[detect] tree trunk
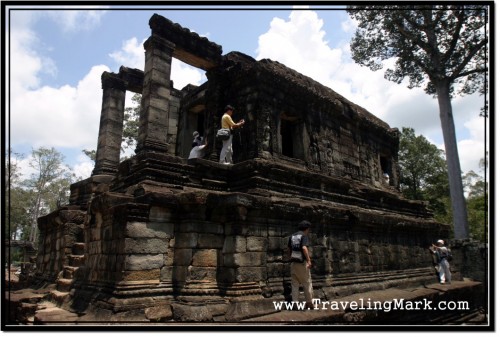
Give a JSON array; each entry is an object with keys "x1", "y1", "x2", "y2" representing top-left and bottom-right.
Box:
[
  {"x1": 29, "y1": 195, "x2": 42, "y2": 243},
  {"x1": 435, "y1": 81, "x2": 469, "y2": 239}
]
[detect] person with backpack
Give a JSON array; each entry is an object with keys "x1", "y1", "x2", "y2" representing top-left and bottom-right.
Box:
[
  {"x1": 429, "y1": 239, "x2": 452, "y2": 284},
  {"x1": 288, "y1": 220, "x2": 314, "y2": 309}
]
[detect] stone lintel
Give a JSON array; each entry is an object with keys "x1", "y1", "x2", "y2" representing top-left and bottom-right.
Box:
[
  {"x1": 119, "y1": 66, "x2": 144, "y2": 94},
  {"x1": 143, "y1": 34, "x2": 175, "y2": 54},
  {"x1": 149, "y1": 13, "x2": 222, "y2": 70},
  {"x1": 101, "y1": 71, "x2": 126, "y2": 91}
]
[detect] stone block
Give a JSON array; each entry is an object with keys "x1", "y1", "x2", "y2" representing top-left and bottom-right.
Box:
[
  {"x1": 156, "y1": 86, "x2": 170, "y2": 99},
  {"x1": 224, "y1": 252, "x2": 266, "y2": 267},
  {"x1": 188, "y1": 266, "x2": 217, "y2": 281},
  {"x1": 268, "y1": 225, "x2": 286, "y2": 237},
  {"x1": 267, "y1": 236, "x2": 285, "y2": 251},
  {"x1": 125, "y1": 220, "x2": 174, "y2": 239},
  {"x1": 122, "y1": 269, "x2": 160, "y2": 281},
  {"x1": 160, "y1": 266, "x2": 173, "y2": 281},
  {"x1": 172, "y1": 266, "x2": 187, "y2": 283},
  {"x1": 168, "y1": 125, "x2": 177, "y2": 135},
  {"x1": 164, "y1": 247, "x2": 174, "y2": 266},
  {"x1": 182, "y1": 222, "x2": 224, "y2": 235},
  {"x1": 246, "y1": 236, "x2": 267, "y2": 252},
  {"x1": 222, "y1": 236, "x2": 246, "y2": 253},
  {"x1": 266, "y1": 262, "x2": 284, "y2": 278},
  {"x1": 124, "y1": 254, "x2": 164, "y2": 271},
  {"x1": 224, "y1": 223, "x2": 248, "y2": 236},
  {"x1": 175, "y1": 232, "x2": 198, "y2": 248},
  {"x1": 145, "y1": 305, "x2": 173, "y2": 322},
  {"x1": 173, "y1": 248, "x2": 192, "y2": 266},
  {"x1": 216, "y1": 267, "x2": 235, "y2": 283},
  {"x1": 192, "y1": 249, "x2": 218, "y2": 267},
  {"x1": 225, "y1": 298, "x2": 277, "y2": 322},
  {"x1": 244, "y1": 225, "x2": 268, "y2": 237},
  {"x1": 235, "y1": 267, "x2": 266, "y2": 283},
  {"x1": 197, "y1": 234, "x2": 224, "y2": 249},
  {"x1": 171, "y1": 303, "x2": 212, "y2": 322},
  {"x1": 90, "y1": 228, "x2": 100, "y2": 241},
  {"x1": 124, "y1": 238, "x2": 169, "y2": 254},
  {"x1": 150, "y1": 69, "x2": 171, "y2": 87}
]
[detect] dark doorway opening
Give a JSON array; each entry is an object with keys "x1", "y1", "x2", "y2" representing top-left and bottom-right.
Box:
[{"x1": 281, "y1": 120, "x2": 294, "y2": 158}]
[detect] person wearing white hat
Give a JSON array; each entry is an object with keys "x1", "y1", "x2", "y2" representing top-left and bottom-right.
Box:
[
  {"x1": 192, "y1": 131, "x2": 202, "y2": 147},
  {"x1": 189, "y1": 131, "x2": 207, "y2": 160},
  {"x1": 429, "y1": 239, "x2": 452, "y2": 284}
]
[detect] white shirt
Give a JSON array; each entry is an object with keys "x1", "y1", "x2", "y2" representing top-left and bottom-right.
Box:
[{"x1": 188, "y1": 144, "x2": 207, "y2": 159}]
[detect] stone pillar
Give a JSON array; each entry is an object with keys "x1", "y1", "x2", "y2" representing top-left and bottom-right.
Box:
[
  {"x1": 92, "y1": 72, "x2": 126, "y2": 176},
  {"x1": 136, "y1": 35, "x2": 174, "y2": 154}
]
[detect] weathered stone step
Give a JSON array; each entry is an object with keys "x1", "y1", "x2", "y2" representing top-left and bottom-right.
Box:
[
  {"x1": 62, "y1": 266, "x2": 79, "y2": 279},
  {"x1": 69, "y1": 254, "x2": 85, "y2": 267},
  {"x1": 6, "y1": 289, "x2": 49, "y2": 324},
  {"x1": 72, "y1": 242, "x2": 85, "y2": 255},
  {"x1": 56, "y1": 278, "x2": 73, "y2": 292},
  {"x1": 50, "y1": 289, "x2": 71, "y2": 307},
  {"x1": 34, "y1": 301, "x2": 80, "y2": 325}
]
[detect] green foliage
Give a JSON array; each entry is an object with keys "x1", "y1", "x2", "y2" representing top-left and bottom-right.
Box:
[
  {"x1": 398, "y1": 128, "x2": 488, "y2": 241},
  {"x1": 82, "y1": 149, "x2": 96, "y2": 162},
  {"x1": 83, "y1": 93, "x2": 141, "y2": 162},
  {"x1": 463, "y1": 156, "x2": 488, "y2": 242},
  {"x1": 6, "y1": 147, "x2": 74, "y2": 243},
  {"x1": 467, "y1": 193, "x2": 487, "y2": 242},
  {"x1": 122, "y1": 93, "x2": 141, "y2": 155},
  {"x1": 5, "y1": 150, "x2": 30, "y2": 240},
  {"x1": 7, "y1": 187, "x2": 32, "y2": 241},
  {"x1": 398, "y1": 127, "x2": 451, "y2": 222}
]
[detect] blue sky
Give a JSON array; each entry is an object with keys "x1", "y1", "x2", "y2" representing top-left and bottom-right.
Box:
[{"x1": 6, "y1": 4, "x2": 488, "y2": 182}]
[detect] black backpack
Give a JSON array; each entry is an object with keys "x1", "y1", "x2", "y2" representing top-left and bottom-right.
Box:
[{"x1": 290, "y1": 233, "x2": 304, "y2": 262}]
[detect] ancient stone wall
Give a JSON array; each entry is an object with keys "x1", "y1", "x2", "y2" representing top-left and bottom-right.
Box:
[
  {"x1": 36, "y1": 208, "x2": 86, "y2": 282},
  {"x1": 195, "y1": 52, "x2": 399, "y2": 189},
  {"x1": 450, "y1": 239, "x2": 488, "y2": 283},
  {"x1": 30, "y1": 14, "x2": 486, "y2": 322},
  {"x1": 58, "y1": 152, "x2": 451, "y2": 313}
]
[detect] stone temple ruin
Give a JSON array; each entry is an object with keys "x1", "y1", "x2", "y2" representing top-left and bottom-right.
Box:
[{"x1": 8, "y1": 14, "x2": 486, "y2": 325}]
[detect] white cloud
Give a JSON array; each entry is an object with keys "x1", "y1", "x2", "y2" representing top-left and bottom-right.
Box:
[
  {"x1": 9, "y1": 10, "x2": 109, "y2": 182},
  {"x1": 341, "y1": 16, "x2": 357, "y2": 34},
  {"x1": 45, "y1": 10, "x2": 107, "y2": 33},
  {"x1": 456, "y1": 115, "x2": 488, "y2": 174},
  {"x1": 11, "y1": 65, "x2": 107, "y2": 150},
  {"x1": 9, "y1": 25, "x2": 44, "y2": 91},
  {"x1": 257, "y1": 11, "x2": 342, "y2": 86},
  {"x1": 9, "y1": 11, "x2": 205, "y2": 176},
  {"x1": 171, "y1": 59, "x2": 205, "y2": 90},
  {"x1": 109, "y1": 37, "x2": 145, "y2": 70},
  {"x1": 72, "y1": 153, "x2": 94, "y2": 180},
  {"x1": 256, "y1": 9, "x2": 487, "y2": 174},
  {"x1": 109, "y1": 37, "x2": 205, "y2": 90}
]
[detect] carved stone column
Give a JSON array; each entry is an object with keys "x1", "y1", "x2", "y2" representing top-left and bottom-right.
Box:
[
  {"x1": 135, "y1": 35, "x2": 174, "y2": 154},
  {"x1": 92, "y1": 72, "x2": 126, "y2": 176}
]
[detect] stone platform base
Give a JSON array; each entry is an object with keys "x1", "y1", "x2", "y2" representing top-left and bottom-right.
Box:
[{"x1": 4, "y1": 279, "x2": 487, "y2": 327}]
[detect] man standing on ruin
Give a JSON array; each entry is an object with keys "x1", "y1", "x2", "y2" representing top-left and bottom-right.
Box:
[
  {"x1": 219, "y1": 105, "x2": 245, "y2": 165},
  {"x1": 429, "y1": 239, "x2": 452, "y2": 284},
  {"x1": 288, "y1": 220, "x2": 314, "y2": 309}
]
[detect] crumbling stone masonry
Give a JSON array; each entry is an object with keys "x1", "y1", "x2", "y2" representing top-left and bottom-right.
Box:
[{"x1": 31, "y1": 14, "x2": 485, "y2": 323}]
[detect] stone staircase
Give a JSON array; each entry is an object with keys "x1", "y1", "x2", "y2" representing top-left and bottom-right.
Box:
[{"x1": 56, "y1": 242, "x2": 85, "y2": 293}]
